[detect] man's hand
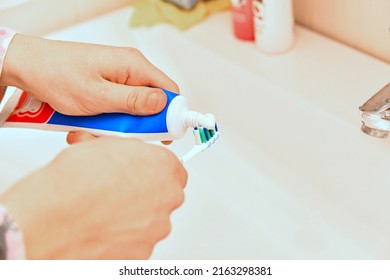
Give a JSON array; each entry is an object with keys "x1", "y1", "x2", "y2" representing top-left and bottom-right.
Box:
[
  {"x1": 0, "y1": 137, "x2": 187, "y2": 259},
  {"x1": 0, "y1": 34, "x2": 179, "y2": 116}
]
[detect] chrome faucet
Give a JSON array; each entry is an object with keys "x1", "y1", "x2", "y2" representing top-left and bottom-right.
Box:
[
  {"x1": 359, "y1": 83, "x2": 390, "y2": 138},
  {"x1": 164, "y1": 0, "x2": 200, "y2": 10}
]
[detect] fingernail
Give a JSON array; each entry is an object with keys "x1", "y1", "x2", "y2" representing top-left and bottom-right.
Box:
[{"x1": 67, "y1": 132, "x2": 75, "y2": 144}]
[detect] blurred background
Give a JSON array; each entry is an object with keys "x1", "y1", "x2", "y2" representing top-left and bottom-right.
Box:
[{"x1": 0, "y1": 0, "x2": 389, "y2": 63}]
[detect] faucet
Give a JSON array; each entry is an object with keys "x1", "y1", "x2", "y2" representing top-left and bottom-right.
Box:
[
  {"x1": 164, "y1": 0, "x2": 200, "y2": 10},
  {"x1": 359, "y1": 83, "x2": 390, "y2": 138}
]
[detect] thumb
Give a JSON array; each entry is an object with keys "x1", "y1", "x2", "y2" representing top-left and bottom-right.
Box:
[{"x1": 98, "y1": 82, "x2": 168, "y2": 116}]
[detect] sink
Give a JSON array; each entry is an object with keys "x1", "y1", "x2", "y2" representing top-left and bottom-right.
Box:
[{"x1": 1, "y1": 7, "x2": 390, "y2": 259}]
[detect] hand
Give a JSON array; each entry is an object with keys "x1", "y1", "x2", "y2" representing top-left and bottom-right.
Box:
[
  {"x1": 0, "y1": 34, "x2": 179, "y2": 116},
  {"x1": 0, "y1": 137, "x2": 187, "y2": 259}
]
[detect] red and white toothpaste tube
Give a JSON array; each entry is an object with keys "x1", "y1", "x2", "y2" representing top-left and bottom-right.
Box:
[{"x1": 0, "y1": 88, "x2": 216, "y2": 141}]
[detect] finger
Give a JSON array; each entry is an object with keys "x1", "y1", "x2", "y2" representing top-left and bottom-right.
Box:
[
  {"x1": 132, "y1": 62, "x2": 180, "y2": 94},
  {"x1": 67, "y1": 131, "x2": 97, "y2": 144},
  {"x1": 121, "y1": 49, "x2": 180, "y2": 94},
  {"x1": 124, "y1": 52, "x2": 180, "y2": 144},
  {"x1": 97, "y1": 83, "x2": 168, "y2": 115}
]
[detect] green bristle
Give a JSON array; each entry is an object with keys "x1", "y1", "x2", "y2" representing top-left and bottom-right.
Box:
[
  {"x1": 199, "y1": 129, "x2": 207, "y2": 143},
  {"x1": 209, "y1": 129, "x2": 215, "y2": 136}
]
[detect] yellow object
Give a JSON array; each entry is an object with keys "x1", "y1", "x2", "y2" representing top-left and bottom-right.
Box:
[{"x1": 130, "y1": 0, "x2": 231, "y2": 30}]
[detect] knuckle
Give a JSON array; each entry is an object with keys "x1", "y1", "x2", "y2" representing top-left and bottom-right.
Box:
[
  {"x1": 163, "y1": 188, "x2": 185, "y2": 211},
  {"x1": 159, "y1": 221, "x2": 172, "y2": 240},
  {"x1": 178, "y1": 165, "x2": 188, "y2": 187},
  {"x1": 137, "y1": 243, "x2": 154, "y2": 260},
  {"x1": 124, "y1": 47, "x2": 143, "y2": 60},
  {"x1": 173, "y1": 190, "x2": 185, "y2": 209},
  {"x1": 95, "y1": 81, "x2": 110, "y2": 99},
  {"x1": 126, "y1": 88, "x2": 141, "y2": 114},
  {"x1": 72, "y1": 81, "x2": 105, "y2": 114},
  {"x1": 146, "y1": 216, "x2": 172, "y2": 243}
]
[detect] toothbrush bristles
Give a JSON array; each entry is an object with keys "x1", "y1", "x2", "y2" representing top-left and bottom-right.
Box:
[{"x1": 180, "y1": 124, "x2": 220, "y2": 164}]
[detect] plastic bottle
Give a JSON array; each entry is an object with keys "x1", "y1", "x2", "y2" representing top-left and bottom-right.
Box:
[
  {"x1": 253, "y1": 0, "x2": 294, "y2": 53},
  {"x1": 231, "y1": 0, "x2": 254, "y2": 41}
]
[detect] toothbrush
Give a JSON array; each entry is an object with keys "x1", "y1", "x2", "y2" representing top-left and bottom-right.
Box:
[
  {"x1": 1, "y1": 87, "x2": 220, "y2": 162},
  {"x1": 180, "y1": 123, "x2": 220, "y2": 163}
]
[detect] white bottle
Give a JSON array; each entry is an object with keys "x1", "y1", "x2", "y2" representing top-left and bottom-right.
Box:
[{"x1": 253, "y1": 0, "x2": 294, "y2": 53}]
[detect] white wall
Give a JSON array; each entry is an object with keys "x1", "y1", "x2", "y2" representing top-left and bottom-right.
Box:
[
  {"x1": 0, "y1": 0, "x2": 132, "y2": 35},
  {"x1": 1, "y1": 0, "x2": 389, "y2": 63},
  {"x1": 294, "y1": 0, "x2": 390, "y2": 63}
]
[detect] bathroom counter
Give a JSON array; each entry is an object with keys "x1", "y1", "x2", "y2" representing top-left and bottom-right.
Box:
[{"x1": 1, "y1": 7, "x2": 390, "y2": 259}]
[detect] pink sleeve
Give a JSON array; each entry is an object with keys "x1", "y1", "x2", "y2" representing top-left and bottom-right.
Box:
[
  {"x1": 0, "y1": 204, "x2": 26, "y2": 260},
  {"x1": 0, "y1": 26, "x2": 17, "y2": 79}
]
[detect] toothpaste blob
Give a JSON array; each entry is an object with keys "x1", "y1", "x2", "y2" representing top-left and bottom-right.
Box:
[{"x1": 1, "y1": 88, "x2": 216, "y2": 141}]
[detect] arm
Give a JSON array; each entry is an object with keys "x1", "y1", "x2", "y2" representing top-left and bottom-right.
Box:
[{"x1": 0, "y1": 28, "x2": 187, "y2": 259}]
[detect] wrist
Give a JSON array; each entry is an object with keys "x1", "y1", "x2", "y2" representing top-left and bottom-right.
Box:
[
  {"x1": 0, "y1": 177, "x2": 47, "y2": 259},
  {"x1": 0, "y1": 203, "x2": 26, "y2": 259},
  {"x1": 0, "y1": 27, "x2": 17, "y2": 86},
  {"x1": 0, "y1": 33, "x2": 25, "y2": 88},
  {"x1": 0, "y1": 169, "x2": 75, "y2": 259}
]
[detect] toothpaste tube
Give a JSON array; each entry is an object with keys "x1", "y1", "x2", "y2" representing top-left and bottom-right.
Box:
[{"x1": 0, "y1": 88, "x2": 216, "y2": 141}]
